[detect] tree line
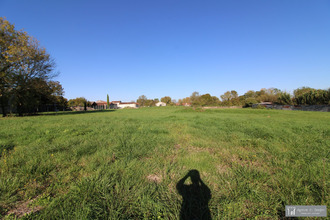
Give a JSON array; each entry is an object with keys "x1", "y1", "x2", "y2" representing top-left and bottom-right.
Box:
[
  {"x1": 1, "y1": 18, "x2": 328, "y2": 116},
  {"x1": 136, "y1": 87, "x2": 330, "y2": 107},
  {"x1": 0, "y1": 17, "x2": 67, "y2": 116}
]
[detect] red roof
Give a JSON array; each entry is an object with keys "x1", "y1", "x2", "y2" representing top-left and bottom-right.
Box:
[{"x1": 95, "y1": 102, "x2": 106, "y2": 105}]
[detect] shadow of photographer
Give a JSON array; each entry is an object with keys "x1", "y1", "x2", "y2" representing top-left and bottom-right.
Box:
[{"x1": 176, "y1": 169, "x2": 212, "y2": 220}]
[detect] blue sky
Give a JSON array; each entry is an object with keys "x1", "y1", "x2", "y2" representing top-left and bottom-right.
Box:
[{"x1": 1, "y1": 0, "x2": 329, "y2": 101}]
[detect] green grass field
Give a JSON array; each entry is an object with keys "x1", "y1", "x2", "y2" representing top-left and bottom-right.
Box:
[{"x1": 0, "y1": 107, "x2": 329, "y2": 219}]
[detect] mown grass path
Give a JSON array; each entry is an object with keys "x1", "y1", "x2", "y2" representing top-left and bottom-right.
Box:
[{"x1": 0, "y1": 107, "x2": 329, "y2": 219}]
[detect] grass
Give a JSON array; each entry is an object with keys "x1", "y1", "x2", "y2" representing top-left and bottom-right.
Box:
[{"x1": 0, "y1": 107, "x2": 329, "y2": 219}]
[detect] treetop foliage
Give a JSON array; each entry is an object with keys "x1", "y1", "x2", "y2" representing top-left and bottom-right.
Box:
[
  {"x1": 135, "y1": 87, "x2": 328, "y2": 108},
  {"x1": 68, "y1": 97, "x2": 90, "y2": 107},
  {"x1": 0, "y1": 17, "x2": 66, "y2": 116},
  {"x1": 136, "y1": 95, "x2": 162, "y2": 107},
  {"x1": 160, "y1": 96, "x2": 173, "y2": 105}
]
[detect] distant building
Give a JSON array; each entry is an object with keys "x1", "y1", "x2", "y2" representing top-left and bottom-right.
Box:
[
  {"x1": 252, "y1": 102, "x2": 273, "y2": 108},
  {"x1": 260, "y1": 102, "x2": 273, "y2": 105},
  {"x1": 117, "y1": 102, "x2": 139, "y2": 109},
  {"x1": 156, "y1": 102, "x2": 166, "y2": 106},
  {"x1": 91, "y1": 100, "x2": 107, "y2": 110},
  {"x1": 176, "y1": 102, "x2": 191, "y2": 106},
  {"x1": 91, "y1": 100, "x2": 139, "y2": 109}
]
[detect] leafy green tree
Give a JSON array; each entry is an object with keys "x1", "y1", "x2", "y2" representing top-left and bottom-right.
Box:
[
  {"x1": 190, "y1": 91, "x2": 200, "y2": 106},
  {"x1": 242, "y1": 88, "x2": 281, "y2": 105},
  {"x1": 230, "y1": 98, "x2": 240, "y2": 106},
  {"x1": 48, "y1": 81, "x2": 67, "y2": 110},
  {"x1": 107, "y1": 94, "x2": 109, "y2": 109},
  {"x1": 220, "y1": 90, "x2": 238, "y2": 101},
  {"x1": 220, "y1": 91, "x2": 231, "y2": 102},
  {"x1": 0, "y1": 18, "x2": 17, "y2": 116},
  {"x1": 244, "y1": 90, "x2": 256, "y2": 99},
  {"x1": 161, "y1": 96, "x2": 172, "y2": 105},
  {"x1": 293, "y1": 87, "x2": 313, "y2": 98},
  {"x1": 178, "y1": 97, "x2": 191, "y2": 105},
  {"x1": 0, "y1": 17, "x2": 59, "y2": 116},
  {"x1": 137, "y1": 95, "x2": 147, "y2": 106},
  {"x1": 145, "y1": 99, "x2": 156, "y2": 107},
  {"x1": 220, "y1": 90, "x2": 240, "y2": 106},
  {"x1": 198, "y1": 94, "x2": 213, "y2": 106},
  {"x1": 293, "y1": 88, "x2": 329, "y2": 105},
  {"x1": 244, "y1": 98, "x2": 258, "y2": 107},
  {"x1": 68, "y1": 97, "x2": 89, "y2": 107},
  {"x1": 238, "y1": 95, "x2": 246, "y2": 106},
  {"x1": 136, "y1": 96, "x2": 159, "y2": 107},
  {"x1": 256, "y1": 88, "x2": 281, "y2": 102},
  {"x1": 277, "y1": 92, "x2": 293, "y2": 105},
  {"x1": 255, "y1": 89, "x2": 266, "y2": 98},
  {"x1": 37, "y1": 80, "x2": 67, "y2": 111},
  {"x1": 56, "y1": 96, "x2": 68, "y2": 111},
  {"x1": 230, "y1": 90, "x2": 238, "y2": 99}
]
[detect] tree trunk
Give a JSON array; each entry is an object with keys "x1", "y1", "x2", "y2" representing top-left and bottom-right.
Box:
[{"x1": 0, "y1": 96, "x2": 7, "y2": 117}]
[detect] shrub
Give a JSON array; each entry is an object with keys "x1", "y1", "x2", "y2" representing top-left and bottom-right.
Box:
[
  {"x1": 255, "y1": 104, "x2": 266, "y2": 109},
  {"x1": 244, "y1": 98, "x2": 258, "y2": 107},
  {"x1": 277, "y1": 92, "x2": 293, "y2": 105}
]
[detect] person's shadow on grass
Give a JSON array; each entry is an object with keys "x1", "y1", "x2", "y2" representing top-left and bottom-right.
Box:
[{"x1": 176, "y1": 169, "x2": 212, "y2": 220}]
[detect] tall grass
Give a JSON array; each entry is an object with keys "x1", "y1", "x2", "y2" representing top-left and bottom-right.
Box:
[{"x1": 0, "y1": 107, "x2": 329, "y2": 219}]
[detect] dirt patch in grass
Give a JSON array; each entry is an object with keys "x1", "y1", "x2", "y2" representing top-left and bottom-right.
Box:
[
  {"x1": 174, "y1": 144, "x2": 181, "y2": 150},
  {"x1": 146, "y1": 174, "x2": 162, "y2": 184},
  {"x1": 229, "y1": 154, "x2": 282, "y2": 175},
  {"x1": 231, "y1": 155, "x2": 263, "y2": 168},
  {"x1": 6, "y1": 198, "x2": 42, "y2": 218},
  {"x1": 217, "y1": 164, "x2": 231, "y2": 174}
]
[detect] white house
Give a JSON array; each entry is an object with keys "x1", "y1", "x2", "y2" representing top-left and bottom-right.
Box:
[
  {"x1": 156, "y1": 102, "x2": 166, "y2": 106},
  {"x1": 91, "y1": 101, "x2": 139, "y2": 109},
  {"x1": 117, "y1": 102, "x2": 139, "y2": 109}
]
